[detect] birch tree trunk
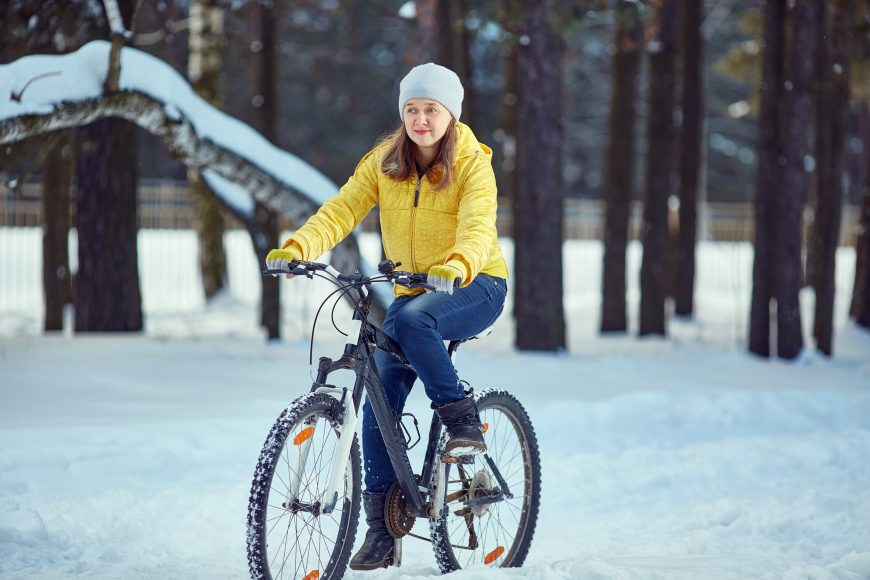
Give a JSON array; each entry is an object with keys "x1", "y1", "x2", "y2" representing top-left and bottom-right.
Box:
[
  {"x1": 601, "y1": 0, "x2": 642, "y2": 333},
  {"x1": 188, "y1": 0, "x2": 227, "y2": 299},
  {"x1": 514, "y1": 0, "x2": 565, "y2": 351},
  {"x1": 639, "y1": 0, "x2": 678, "y2": 336}
]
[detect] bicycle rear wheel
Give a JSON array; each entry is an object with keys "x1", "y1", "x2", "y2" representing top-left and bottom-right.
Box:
[
  {"x1": 429, "y1": 389, "x2": 541, "y2": 572},
  {"x1": 247, "y1": 393, "x2": 361, "y2": 580}
]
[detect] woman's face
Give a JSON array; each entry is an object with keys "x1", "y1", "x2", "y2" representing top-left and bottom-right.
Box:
[{"x1": 403, "y1": 98, "x2": 452, "y2": 154}]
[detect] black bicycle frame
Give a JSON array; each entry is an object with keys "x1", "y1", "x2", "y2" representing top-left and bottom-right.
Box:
[{"x1": 308, "y1": 282, "x2": 442, "y2": 518}]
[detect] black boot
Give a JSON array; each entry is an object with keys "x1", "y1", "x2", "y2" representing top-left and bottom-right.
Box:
[
  {"x1": 436, "y1": 395, "x2": 486, "y2": 457},
  {"x1": 349, "y1": 492, "x2": 395, "y2": 571}
]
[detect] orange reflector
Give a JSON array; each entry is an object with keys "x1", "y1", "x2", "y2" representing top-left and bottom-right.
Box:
[
  {"x1": 484, "y1": 546, "x2": 505, "y2": 565},
  {"x1": 302, "y1": 570, "x2": 319, "y2": 580},
  {"x1": 442, "y1": 456, "x2": 459, "y2": 463},
  {"x1": 293, "y1": 426, "x2": 315, "y2": 446},
  {"x1": 482, "y1": 423, "x2": 489, "y2": 433}
]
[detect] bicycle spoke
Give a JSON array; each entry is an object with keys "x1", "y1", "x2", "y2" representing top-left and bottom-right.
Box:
[{"x1": 432, "y1": 397, "x2": 539, "y2": 573}]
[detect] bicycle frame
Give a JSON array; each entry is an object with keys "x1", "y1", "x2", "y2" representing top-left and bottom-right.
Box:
[
  {"x1": 270, "y1": 262, "x2": 509, "y2": 521},
  {"x1": 278, "y1": 276, "x2": 439, "y2": 518}
]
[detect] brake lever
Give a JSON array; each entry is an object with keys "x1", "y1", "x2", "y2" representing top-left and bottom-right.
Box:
[
  {"x1": 392, "y1": 271, "x2": 435, "y2": 292},
  {"x1": 262, "y1": 266, "x2": 308, "y2": 277},
  {"x1": 408, "y1": 282, "x2": 437, "y2": 292}
]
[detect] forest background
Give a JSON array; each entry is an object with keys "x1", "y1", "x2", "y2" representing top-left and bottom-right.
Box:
[{"x1": 1, "y1": 0, "x2": 869, "y2": 359}]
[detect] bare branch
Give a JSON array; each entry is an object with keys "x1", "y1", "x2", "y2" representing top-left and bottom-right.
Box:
[
  {"x1": 102, "y1": 0, "x2": 133, "y2": 93},
  {"x1": 133, "y1": 18, "x2": 190, "y2": 47},
  {"x1": 5, "y1": 132, "x2": 63, "y2": 197},
  {"x1": 10, "y1": 72, "x2": 63, "y2": 102}
]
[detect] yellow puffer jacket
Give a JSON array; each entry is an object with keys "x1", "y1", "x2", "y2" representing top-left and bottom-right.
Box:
[{"x1": 281, "y1": 122, "x2": 509, "y2": 297}]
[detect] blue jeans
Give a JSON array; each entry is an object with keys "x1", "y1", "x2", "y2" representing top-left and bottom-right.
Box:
[{"x1": 362, "y1": 274, "x2": 507, "y2": 493}]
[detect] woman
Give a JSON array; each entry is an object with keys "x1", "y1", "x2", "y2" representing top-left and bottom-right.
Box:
[{"x1": 265, "y1": 63, "x2": 508, "y2": 570}]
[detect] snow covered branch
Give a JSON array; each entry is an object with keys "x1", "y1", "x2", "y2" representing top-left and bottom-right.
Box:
[{"x1": 0, "y1": 40, "x2": 391, "y2": 311}]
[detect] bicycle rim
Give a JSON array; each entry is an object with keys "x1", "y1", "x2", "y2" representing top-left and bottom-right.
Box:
[
  {"x1": 430, "y1": 390, "x2": 541, "y2": 571},
  {"x1": 247, "y1": 394, "x2": 361, "y2": 580}
]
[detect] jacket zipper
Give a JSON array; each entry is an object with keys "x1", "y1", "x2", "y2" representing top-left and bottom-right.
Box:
[{"x1": 410, "y1": 174, "x2": 422, "y2": 272}]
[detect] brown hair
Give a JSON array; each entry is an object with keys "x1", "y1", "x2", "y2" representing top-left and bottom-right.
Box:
[{"x1": 379, "y1": 121, "x2": 458, "y2": 190}]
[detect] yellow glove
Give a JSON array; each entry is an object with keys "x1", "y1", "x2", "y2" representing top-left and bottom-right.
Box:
[
  {"x1": 265, "y1": 246, "x2": 302, "y2": 276},
  {"x1": 427, "y1": 264, "x2": 463, "y2": 294}
]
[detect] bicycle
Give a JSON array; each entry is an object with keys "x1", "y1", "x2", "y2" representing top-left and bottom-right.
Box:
[{"x1": 246, "y1": 259, "x2": 541, "y2": 580}]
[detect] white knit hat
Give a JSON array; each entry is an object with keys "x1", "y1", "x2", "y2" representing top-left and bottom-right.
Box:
[{"x1": 398, "y1": 63, "x2": 464, "y2": 121}]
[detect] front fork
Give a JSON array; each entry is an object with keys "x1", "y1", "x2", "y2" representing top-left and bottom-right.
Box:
[
  {"x1": 316, "y1": 385, "x2": 359, "y2": 514},
  {"x1": 282, "y1": 384, "x2": 358, "y2": 515}
]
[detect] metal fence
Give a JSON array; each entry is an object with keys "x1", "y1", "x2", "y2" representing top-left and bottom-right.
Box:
[{"x1": 0, "y1": 181, "x2": 861, "y2": 246}]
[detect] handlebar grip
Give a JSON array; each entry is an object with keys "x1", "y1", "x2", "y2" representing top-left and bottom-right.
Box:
[{"x1": 263, "y1": 260, "x2": 307, "y2": 277}]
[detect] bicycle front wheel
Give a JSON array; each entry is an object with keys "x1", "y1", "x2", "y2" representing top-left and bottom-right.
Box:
[
  {"x1": 429, "y1": 389, "x2": 541, "y2": 572},
  {"x1": 247, "y1": 393, "x2": 361, "y2": 580}
]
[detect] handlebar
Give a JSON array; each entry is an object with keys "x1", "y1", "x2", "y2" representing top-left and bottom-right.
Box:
[{"x1": 263, "y1": 259, "x2": 436, "y2": 292}]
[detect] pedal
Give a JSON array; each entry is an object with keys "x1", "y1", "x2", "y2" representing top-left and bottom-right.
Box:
[{"x1": 441, "y1": 454, "x2": 475, "y2": 465}]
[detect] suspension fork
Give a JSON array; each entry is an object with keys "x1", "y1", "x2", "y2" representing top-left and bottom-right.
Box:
[
  {"x1": 284, "y1": 314, "x2": 364, "y2": 515},
  {"x1": 316, "y1": 385, "x2": 359, "y2": 514},
  {"x1": 316, "y1": 326, "x2": 367, "y2": 515}
]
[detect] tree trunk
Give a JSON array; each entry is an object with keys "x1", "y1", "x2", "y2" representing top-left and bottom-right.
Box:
[
  {"x1": 514, "y1": 0, "x2": 565, "y2": 351},
  {"x1": 776, "y1": 0, "x2": 819, "y2": 359},
  {"x1": 501, "y1": 44, "x2": 519, "y2": 240},
  {"x1": 674, "y1": 0, "x2": 703, "y2": 317},
  {"x1": 455, "y1": 0, "x2": 474, "y2": 127},
  {"x1": 73, "y1": 0, "x2": 142, "y2": 333},
  {"x1": 74, "y1": 118, "x2": 143, "y2": 332},
  {"x1": 251, "y1": 0, "x2": 280, "y2": 341},
  {"x1": 749, "y1": 0, "x2": 786, "y2": 358},
  {"x1": 851, "y1": 106, "x2": 870, "y2": 329},
  {"x1": 810, "y1": 0, "x2": 852, "y2": 355},
  {"x1": 806, "y1": 1, "x2": 829, "y2": 294},
  {"x1": 436, "y1": 0, "x2": 473, "y2": 126},
  {"x1": 189, "y1": 0, "x2": 227, "y2": 299},
  {"x1": 639, "y1": 0, "x2": 678, "y2": 337},
  {"x1": 437, "y1": 0, "x2": 453, "y2": 67},
  {"x1": 601, "y1": 0, "x2": 642, "y2": 333},
  {"x1": 6, "y1": 2, "x2": 87, "y2": 333},
  {"x1": 407, "y1": 0, "x2": 439, "y2": 67},
  {"x1": 42, "y1": 130, "x2": 74, "y2": 331}
]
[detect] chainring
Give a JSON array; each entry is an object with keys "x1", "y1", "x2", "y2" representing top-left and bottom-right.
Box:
[{"x1": 385, "y1": 483, "x2": 416, "y2": 538}]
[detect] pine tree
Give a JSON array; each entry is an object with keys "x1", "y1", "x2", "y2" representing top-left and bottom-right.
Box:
[{"x1": 601, "y1": 0, "x2": 643, "y2": 333}]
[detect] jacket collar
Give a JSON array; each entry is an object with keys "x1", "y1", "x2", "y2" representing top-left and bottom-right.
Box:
[{"x1": 455, "y1": 122, "x2": 492, "y2": 159}]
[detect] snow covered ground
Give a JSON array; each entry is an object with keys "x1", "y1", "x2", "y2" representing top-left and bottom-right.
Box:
[{"x1": 2, "y1": 230, "x2": 869, "y2": 579}]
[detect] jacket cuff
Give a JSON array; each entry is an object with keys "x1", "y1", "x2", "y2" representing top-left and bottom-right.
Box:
[
  {"x1": 280, "y1": 238, "x2": 305, "y2": 260},
  {"x1": 445, "y1": 259, "x2": 469, "y2": 286}
]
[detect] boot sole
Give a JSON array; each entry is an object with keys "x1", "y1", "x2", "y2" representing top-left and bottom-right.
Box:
[
  {"x1": 444, "y1": 441, "x2": 486, "y2": 458},
  {"x1": 349, "y1": 556, "x2": 392, "y2": 571}
]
